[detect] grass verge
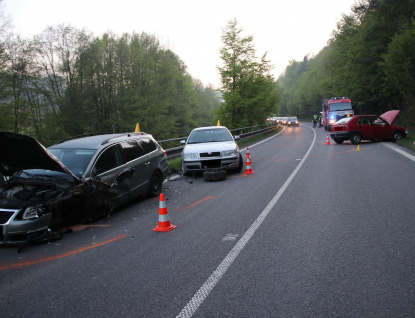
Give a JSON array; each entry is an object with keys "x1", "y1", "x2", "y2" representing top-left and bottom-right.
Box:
[{"x1": 397, "y1": 125, "x2": 415, "y2": 151}]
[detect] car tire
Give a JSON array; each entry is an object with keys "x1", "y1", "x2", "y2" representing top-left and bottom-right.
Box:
[
  {"x1": 182, "y1": 163, "x2": 190, "y2": 176},
  {"x1": 203, "y1": 170, "x2": 227, "y2": 182},
  {"x1": 49, "y1": 209, "x2": 63, "y2": 231},
  {"x1": 148, "y1": 170, "x2": 163, "y2": 197},
  {"x1": 392, "y1": 131, "x2": 402, "y2": 142},
  {"x1": 350, "y1": 133, "x2": 361, "y2": 145},
  {"x1": 235, "y1": 154, "x2": 244, "y2": 173},
  {"x1": 334, "y1": 138, "x2": 344, "y2": 144}
]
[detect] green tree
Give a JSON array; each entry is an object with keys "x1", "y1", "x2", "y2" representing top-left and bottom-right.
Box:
[{"x1": 218, "y1": 19, "x2": 277, "y2": 128}]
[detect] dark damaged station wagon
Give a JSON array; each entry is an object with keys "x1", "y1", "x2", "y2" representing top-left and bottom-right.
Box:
[{"x1": 0, "y1": 131, "x2": 168, "y2": 247}]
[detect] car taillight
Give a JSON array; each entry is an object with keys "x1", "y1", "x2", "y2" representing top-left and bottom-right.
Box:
[
  {"x1": 343, "y1": 125, "x2": 349, "y2": 131},
  {"x1": 163, "y1": 149, "x2": 167, "y2": 158}
]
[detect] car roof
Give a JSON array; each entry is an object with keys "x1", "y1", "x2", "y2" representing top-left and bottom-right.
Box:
[
  {"x1": 49, "y1": 132, "x2": 151, "y2": 149},
  {"x1": 191, "y1": 126, "x2": 229, "y2": 131}
]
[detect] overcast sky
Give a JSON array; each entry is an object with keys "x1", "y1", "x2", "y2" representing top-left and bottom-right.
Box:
[{"x1": 3, "y1": 0, "x2": 356, "y2": 88}]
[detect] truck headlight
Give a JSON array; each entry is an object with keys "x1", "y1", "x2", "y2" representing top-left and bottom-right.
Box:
[
  {"x1": 22, "y1": 206, "x2": 45, "y2": 220},
  {"x1": 184, "y1": 153, "x2": 199, "y2": 160}
]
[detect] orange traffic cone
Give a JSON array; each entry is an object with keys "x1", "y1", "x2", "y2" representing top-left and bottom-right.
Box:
[
  {"x1": 325, "y1": 134, "x2": 330, "y2": 145},
  {"x1": 244, "y1": 157, "x2": 254, "y2": 175},
  {"x1": 246, "y1": 147, "x2": 252, "y2": 163},
  {"x1": 153, "y1": 193, "x2": 177, "y2": 232}
]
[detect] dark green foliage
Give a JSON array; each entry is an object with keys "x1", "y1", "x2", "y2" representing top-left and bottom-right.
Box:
[
  {"x1": 217, "y1": 19, "x2": 278, "y2": 129},
  {"x1": 0, "y1": 24, "x2": 219, "y2": 145},
  {"x1": 277, "y1": 0, "x2": 415, "y2": 127}
]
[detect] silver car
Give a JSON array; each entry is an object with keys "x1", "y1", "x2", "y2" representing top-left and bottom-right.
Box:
[{"x1": 181, "y1": 126, "x2": 243, "y2": 175}]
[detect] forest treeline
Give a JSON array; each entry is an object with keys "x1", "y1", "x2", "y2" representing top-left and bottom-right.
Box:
[
  {"x1": 1, "y1": 0, "x2": 415, "y2": 147},
  {"x1": 277, "y1": 0, "x2": 415, "y2": 128},
  {"x1": 0, "y1": 5, "x2": 221, "y2": 146}
]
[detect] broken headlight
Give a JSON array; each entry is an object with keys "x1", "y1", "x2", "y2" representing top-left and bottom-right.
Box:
[
  {"x1": 221, "y1": 150, "x2": 236, "y2": 157},
  {"x1": 22, "y1": 206, "x2": 45, "y2": 220}
]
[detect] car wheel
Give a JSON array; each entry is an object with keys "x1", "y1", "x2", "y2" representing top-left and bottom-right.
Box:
[
  {"x1": 334, "y1": 139, "x2": 344, "y2": 144},
  {"x1": 392, "y1": 131, "x2": 402, "y2": 142},
  {"x1": 148, "y1": 170, "x2": 162, "y2": 196},
  {"x1": 235, "y1": 154, "x2": 244, "y2": 173},
  {"x1": 203, "y1": 170, "x2": 227, "y2": 182},
  {"x1": 182, "y1": 163, "x2": 190, "y2": 176},
  {"x1": 49, "y1": 209, "x2": 63, "y2": 231},
  {"x1": 350, "y1": 133, "x2": 361, "y2": 145}
]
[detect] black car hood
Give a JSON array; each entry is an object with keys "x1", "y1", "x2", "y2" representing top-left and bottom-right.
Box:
[{"x1": 0, "y1": 132, "x2": 80, "y2": 181}]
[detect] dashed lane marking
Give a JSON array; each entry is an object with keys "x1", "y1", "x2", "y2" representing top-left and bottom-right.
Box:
[{"x1": 176, "y1": 126, "x2": 317, "y2": 318}]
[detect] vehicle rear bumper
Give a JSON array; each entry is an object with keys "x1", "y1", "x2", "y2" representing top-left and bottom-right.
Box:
[{"x1": 330, "y1": 131, "x2": 351, "y2": 140}]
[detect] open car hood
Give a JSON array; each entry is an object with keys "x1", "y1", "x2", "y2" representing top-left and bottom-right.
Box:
[
  {"x1": 0, "y1": 132, "x2": 79, "y2": 180},
  {"x1": 379, "y1": 110, "x2": 400, "y2": 124}
]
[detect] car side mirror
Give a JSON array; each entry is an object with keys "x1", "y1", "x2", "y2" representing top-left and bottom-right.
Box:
[
  {"x1": 180, "y1": 139, "x2": 186, "y2": 144},
  {"x1": 234, "y1": 135, "x2": 240, "y2": 140}
]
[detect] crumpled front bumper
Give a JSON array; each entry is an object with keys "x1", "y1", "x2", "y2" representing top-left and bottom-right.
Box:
[
  {"x1": 0, "y1": 208, "x2": 52, "y2": 246},
  {"x1": 183, "y1": 156, "x2": 239, "y2": 172}
]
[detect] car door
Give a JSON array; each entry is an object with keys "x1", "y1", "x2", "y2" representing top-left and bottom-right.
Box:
[
  {"x1": 119, "y1": 139, "x2": 149, "y2": 198},
  {"x1": 356, "y1": 116, "x2": 375, "y2": 139},
  {"x1": 136, "y1": 137, "x2": 159, "y2": 189},
  {"x1": 374, "y1": 117, "x2": 393, "y2": 139},
  {"x1": 92, "y1": 143, "x2": 131, "y2": 208}
]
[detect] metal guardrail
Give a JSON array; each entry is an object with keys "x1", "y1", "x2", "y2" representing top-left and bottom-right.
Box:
[{"x1": 159, "y1": 123, "x2": 278, "y2": 159}]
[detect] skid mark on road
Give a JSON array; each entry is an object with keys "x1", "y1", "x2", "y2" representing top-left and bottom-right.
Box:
[
  {"x1": 68, "y1": 224, "x2": 110, "y2": 232},
  {"x1": 0, "y1": 234, "x2": 128, "y2": 271},
  {"x1": 174, "y1": 197, "x2": 215, "y2": 212}
]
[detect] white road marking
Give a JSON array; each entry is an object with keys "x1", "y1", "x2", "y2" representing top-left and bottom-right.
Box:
[
  {"x1": 241, "y1": 125, "x2": 285, "y2": 152},
  {"x1": 383, "y1": 142, "x2": 415, "y2": 162},
  {"x1": 176, "y1": 126, "x2": 316, "y2": 318}
]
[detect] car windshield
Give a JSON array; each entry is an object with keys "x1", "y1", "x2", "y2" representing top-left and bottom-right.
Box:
[
  {"x1": 330, "y1": 102, "x2": 352, "y2": 111},
  {"x1": 290, "y1": 117, "x2": 297, "y2": 121},
  {"x1": 49, "y1": 148, "x2": 96, "y2": 177},
  {"x1": 187, "y1": 128, "x2": 233, "y2": 144}
]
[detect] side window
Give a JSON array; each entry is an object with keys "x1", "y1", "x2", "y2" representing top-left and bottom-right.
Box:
[
  {"x1": 138, "y1": 137, "x2": 157, "y2": 154},
  {"x1": 94, "y1": 144, "x2": 123, "y2": 175},
  {"x1": 120, "y1": 140, "x2": 146, "y2": 163}
]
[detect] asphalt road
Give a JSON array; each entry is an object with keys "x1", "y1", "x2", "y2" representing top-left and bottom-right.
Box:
[{"x1": 1, "y1": 123, "x2": 415, "y2": 318}]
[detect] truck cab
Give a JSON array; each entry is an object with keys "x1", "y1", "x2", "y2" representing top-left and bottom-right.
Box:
[{"x1": 322, "y1": 97, "x2": 354, "y2": 131}]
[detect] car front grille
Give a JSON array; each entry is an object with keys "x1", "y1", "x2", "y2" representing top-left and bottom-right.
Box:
[
  {"x1": 0, "y1": 209, "x2": 18, "y2": 224},
  {"x1": 200, "y1": 152, "x2": 220, "y2": 158}
]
